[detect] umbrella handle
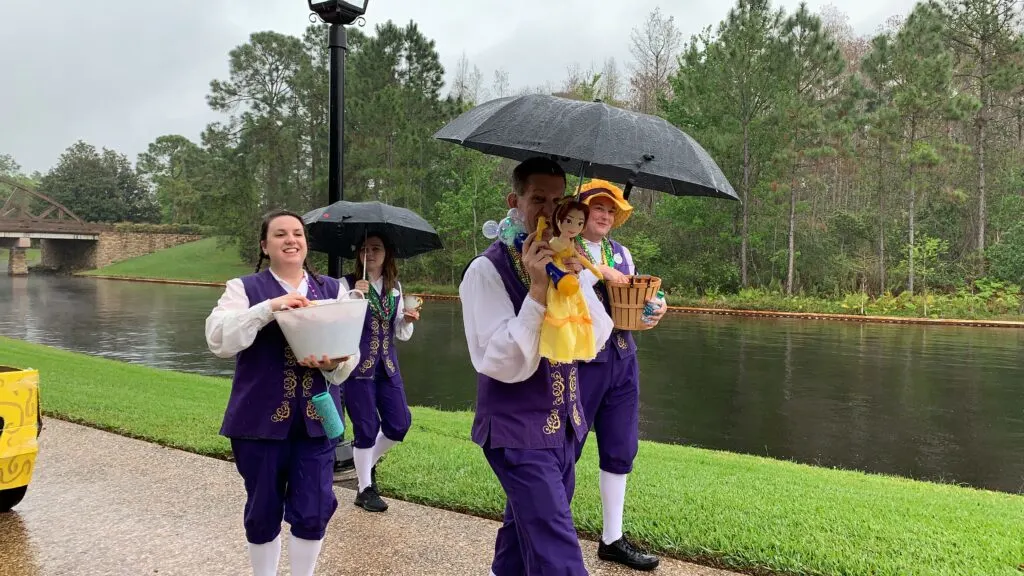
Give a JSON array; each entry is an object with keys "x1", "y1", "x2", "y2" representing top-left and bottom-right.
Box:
[
  {"x1": 572, "y1": 161, "x2": 589, "y2": 198},
  {"x1": 342, "y1": 289, "x2": 366, "y2": 300},
  {"x1": 621, "y1": 155, "x2": 651, "y2": 201}
]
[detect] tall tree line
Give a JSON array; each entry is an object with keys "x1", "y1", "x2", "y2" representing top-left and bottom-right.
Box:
[
  {"x1": 663, "y1": 0, "x2": 1024, "y2": 296},
  {"x1": 9, "y1": 2, "x2": 1024, "y2": 297}
]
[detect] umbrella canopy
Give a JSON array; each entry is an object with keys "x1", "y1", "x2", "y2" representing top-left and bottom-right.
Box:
[
  {"x1": 302, "y1": 201, "x2": 443, "y2": 259},
  {"x1": 433, "y1": 94, "x2": 738, "y2": 201}
]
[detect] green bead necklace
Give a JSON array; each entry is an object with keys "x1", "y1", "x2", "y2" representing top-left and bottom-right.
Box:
[
  {"x1": 367, "y1": 283, "x2": 396, "y2": 319},
  {"x1": 576, "y1": 236, "x2": 615, "y2": 268}
]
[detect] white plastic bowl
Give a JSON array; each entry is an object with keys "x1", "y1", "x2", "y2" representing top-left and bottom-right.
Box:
[{"x1": 273, "y1": 290, "x2": 367, "y2": 360}]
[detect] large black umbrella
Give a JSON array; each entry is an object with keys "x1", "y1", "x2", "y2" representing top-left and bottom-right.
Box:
[
  {"x1": 433, "y1": 94, "x2": 738, "y2": 201},
  {"x1": 302, "y1": 201, "x2": 443, "y2": 259}
]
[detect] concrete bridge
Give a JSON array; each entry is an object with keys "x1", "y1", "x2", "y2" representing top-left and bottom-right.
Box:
[{"x1": 0, "y1": 177, "x2": 200, "y2": 276}]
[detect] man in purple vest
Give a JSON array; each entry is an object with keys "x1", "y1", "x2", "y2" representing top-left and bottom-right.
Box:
[
  {"x1": 460, "y1": 157, "x2": 614, "y2": 575},
  {"x1": 574, "y1": 179, "x2": 666, "y2": 571}
]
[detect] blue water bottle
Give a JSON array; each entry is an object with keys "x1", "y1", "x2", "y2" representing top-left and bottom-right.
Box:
[
  {"x1": 642, "y1": 290, "x2": 665, "y2": 325},
  {"x1": 311, "y1": 389, "x2": 345, "y2": 440}
]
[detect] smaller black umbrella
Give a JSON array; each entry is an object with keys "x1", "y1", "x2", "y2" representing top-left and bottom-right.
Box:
[{"x1": 302, "y1": 201, "x2": 443, "y2": 259}]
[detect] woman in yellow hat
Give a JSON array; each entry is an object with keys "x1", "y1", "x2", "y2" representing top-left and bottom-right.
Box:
[{"x1": 573, "y1": 179, "x2": 665, "y2": 571}]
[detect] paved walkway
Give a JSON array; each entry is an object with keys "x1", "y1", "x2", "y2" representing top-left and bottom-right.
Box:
[{"x1": 0, "y1": 420, "x2": 738, "y2": 576}]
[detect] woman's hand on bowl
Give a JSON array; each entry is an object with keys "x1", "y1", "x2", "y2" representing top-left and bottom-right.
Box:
[
  {"x1": 403, "y1": 308, "x2": 420, "y2": 322},
  {"x1": 270, "y1": 293, "x2": 311, "y2": 312},
  {"x1": 299, "y1": 354, "x2": 351, "y2": 371}
]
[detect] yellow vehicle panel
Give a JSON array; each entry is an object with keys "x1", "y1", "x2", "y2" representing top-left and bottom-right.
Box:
[{"x1": 0, "y1": 367, "x2": 39, "y2": 491}]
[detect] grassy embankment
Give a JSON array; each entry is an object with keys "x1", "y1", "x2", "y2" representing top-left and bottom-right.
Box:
[
  {"x1": 78, "y1": 237, "x2": 457, "y2": 294},
  {"x1": 3, "y1": 336, "x2": 1022, "y2": 576},
  {"x1": 0, "y1": 247, "x2": 41, "y2": 265},
  {"x1": 81, "y1": 238, "x2": 1024, "y2": 321},
  {"x1": 79, "y1": 237, "x2": 251, "y2": 284}
]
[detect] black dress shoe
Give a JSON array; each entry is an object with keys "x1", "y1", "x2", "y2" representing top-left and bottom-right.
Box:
[
  {"x1": 598, "y1": 536, "x2": 660, "y2": 571},
  {"x1": 354, "y1": 485, "x2": 388, "y2": 512}
]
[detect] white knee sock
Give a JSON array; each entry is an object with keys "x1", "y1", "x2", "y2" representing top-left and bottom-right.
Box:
[
  {"x1": 353, "y1": 446, "x2": 375, "y2": 492},
  {"x1": 600, "y1": 471, "x2": 628, "y2": 545},
  {"x1": 247, "y1": 535, "x2": 281, "y2": 576},
  {"x1": 288, "y1": 533, "x2": 324, "y2": 576},
  {"x1": 371, "y1": 431, "x2": 398, "y2": 466}
]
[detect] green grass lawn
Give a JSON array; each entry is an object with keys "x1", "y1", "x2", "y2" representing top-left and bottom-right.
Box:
[
  {"x1": 0, "y1": 247, "x2": 41, "y2": 265},
  {"x1": 79, "y1": 238, "x2": 458, "y2": 294},
  {"x1": 81, "y1": 237, "x2": 251, "y2": 283},
  {"x1": 3, "y1": 336, "x2": 1021, "y2": 576}
]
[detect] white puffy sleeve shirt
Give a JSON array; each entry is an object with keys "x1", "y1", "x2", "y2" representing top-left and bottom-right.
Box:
[{"x1": 459, "y1": 257, "x2": 613, "y2": 384}]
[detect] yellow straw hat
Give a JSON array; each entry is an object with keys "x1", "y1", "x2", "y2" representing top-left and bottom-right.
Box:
[{"x1": 577, "y1": 179, "x2": 633, "y2": 228}]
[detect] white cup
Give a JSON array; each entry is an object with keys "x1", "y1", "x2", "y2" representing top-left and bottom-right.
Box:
[{"x1": 404, "y1": 295, "x2": 423, "y2": 311}]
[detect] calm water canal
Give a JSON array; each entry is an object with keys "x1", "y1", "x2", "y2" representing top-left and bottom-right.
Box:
[{"x1": 1, "y1": 275, "x2": 1022, "y2": 493}]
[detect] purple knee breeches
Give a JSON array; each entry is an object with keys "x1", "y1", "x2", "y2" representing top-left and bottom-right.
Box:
[
  {"x1": 575, "y1": 353, "x2": 640, "y2": 474},
  {"x1": 343, "y1": 367, "x2": 412, "y2": 449},
  {"x1": 230, "y1": 436, "x2": 338, "y2": 544},
  {"x1": 483, "y1": 432, "x2": 588, "y2": 576}
]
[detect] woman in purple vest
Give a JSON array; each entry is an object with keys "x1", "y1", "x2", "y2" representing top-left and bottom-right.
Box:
[
  {"x1": 205, "y1": 209, "x2": 360, "y2": 576},
  {"x1": 339, "y1": 233, "x2": 419, "y2": 512},
  {"x1": 574, "y1": 180, "x2": 666, "y2": 571}
]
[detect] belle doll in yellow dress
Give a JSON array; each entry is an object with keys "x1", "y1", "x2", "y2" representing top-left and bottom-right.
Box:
[{"x1": 538, "y1": 197, "x2": 605, "y2": 363}]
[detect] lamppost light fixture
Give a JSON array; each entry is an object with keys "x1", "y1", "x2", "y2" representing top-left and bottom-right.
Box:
[{"x1": 308, "y1": 0, "x2": 369, "y2": 26}]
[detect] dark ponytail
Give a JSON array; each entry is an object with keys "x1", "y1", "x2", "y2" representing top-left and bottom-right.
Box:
[{"x1": 304, "y1": 260, "x2": 324, "y2": 287}]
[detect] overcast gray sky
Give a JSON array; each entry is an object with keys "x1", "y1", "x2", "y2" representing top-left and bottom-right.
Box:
[{"x1": 0, "y1": 0, "x2": 916, "y2": 175}]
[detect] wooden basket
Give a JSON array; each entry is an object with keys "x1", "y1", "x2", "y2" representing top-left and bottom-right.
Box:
[{"x1": 606, "y1": 275, "x2": 662, "y2": 331}]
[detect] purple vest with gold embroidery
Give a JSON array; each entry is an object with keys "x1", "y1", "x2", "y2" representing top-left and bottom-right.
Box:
[
  {"x1": 343, "y1": 274, "x2": 401, "y2": 380},
  {"x1": 469, "y1": 241, "x2": 588, "y2": 450},
  {"x1": 220, "y1": 269, "x2": 342, "y2": 440},
  {"x1": 585, "y1": 238, "x2": 637, "y2": 363}
]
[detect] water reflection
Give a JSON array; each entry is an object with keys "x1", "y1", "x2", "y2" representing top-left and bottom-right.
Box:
[
  {"x1": 633, "y1": 313, "x2": 1024, "y2": 493},
  {"x1": 1, "y1": 275, "x2": 1023, "y2": 493}
]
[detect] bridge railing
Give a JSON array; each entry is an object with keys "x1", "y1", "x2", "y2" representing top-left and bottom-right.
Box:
[
  {"x1": 0, "y1": 220, "x2": 110, "y2": 235},
  {"x1": 0, "y1": 176, "x2": 103, "y2": 234}
]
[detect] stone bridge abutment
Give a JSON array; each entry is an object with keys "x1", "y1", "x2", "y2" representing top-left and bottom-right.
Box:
[{"x1": 30, "y1": 230, "x2": 202, "y2": 274}]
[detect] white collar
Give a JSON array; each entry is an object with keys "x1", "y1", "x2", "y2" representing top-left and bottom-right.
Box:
[
  {"x1": 364, "y1": 273, "x2": 383, "y2": 288},
  {"x1": 269, "y1": 268, "x2": 308, "y2": 296}
]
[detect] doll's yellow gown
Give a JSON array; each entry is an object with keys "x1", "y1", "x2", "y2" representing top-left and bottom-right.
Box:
[{"x1": 537, "y1": 218, "x2": 603, "y2": 363}]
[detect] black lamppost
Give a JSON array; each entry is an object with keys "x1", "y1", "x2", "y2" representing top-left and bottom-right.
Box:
[
  {"x1": 308, "y1": 1, "x2": 368, "y2": 475},
  {"x1": 308, "y1": 0, "x2": 369, "y2": 278}
]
